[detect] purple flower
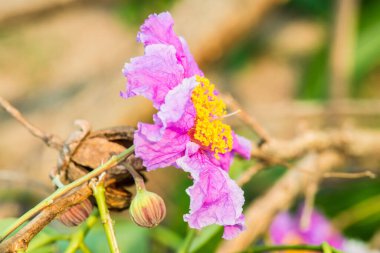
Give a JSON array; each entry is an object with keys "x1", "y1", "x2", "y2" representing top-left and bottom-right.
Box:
[
  {"x1": 121, "y1": 12, "x2": 252, "y2": 239},
  {"x1": 269, "y1": 207, "x2": 345, "y2": 249}
]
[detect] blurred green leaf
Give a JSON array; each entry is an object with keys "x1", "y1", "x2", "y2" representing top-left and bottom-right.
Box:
[
  {"x1": 84, "y1": 217, "x2": 150, "y2": 253},
  {"x1": 114, "y1": 0, "x2": 177, "y2": 26}
]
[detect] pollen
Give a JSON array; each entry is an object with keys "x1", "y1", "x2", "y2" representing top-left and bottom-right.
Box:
[{"x1": 191, "y1": 75, "x2": 233, "y2": 159}]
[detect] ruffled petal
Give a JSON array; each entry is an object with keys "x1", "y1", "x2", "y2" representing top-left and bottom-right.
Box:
[
  {"x1": 223, "y1": 215, "x2": 245, "y2": 240},
  {"x1": 183, "y1": 165, "x2": 245, "y2": 231},
  {"x1": 209, "y1": 133, "x2": 252, "y2": 171},
  {"x1": 121, "y1": 44, "x2": 184, "y2": 108},
  {"x1": 157, "y1": 77, "x2": 197, "y2": 133},
  {"x1": 178, "y1": 148, "x2": 244, "y2": 235},
  {"x1": 137, "y1": 12, "x2": 181, "y2": 49},
  {"x1": 210, "y1": 152, "x2": 233, "y2": 172},
  {"x1": 233, "y1": 133, "x2": 252, "y2": 159},
  {"x1": 179, "y1": 37, "x2": 203, "y2": 77},
  {"x1": 134, "y1": 122, "x2": 188, "y2": 171},
  {"x1": 137, "y1": 12, "x2": 202, "y2": 77}
]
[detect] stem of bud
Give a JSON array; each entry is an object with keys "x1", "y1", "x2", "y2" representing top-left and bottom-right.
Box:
[{"x1": 124, "y1": 164, "x2": 146, "y2": 191}]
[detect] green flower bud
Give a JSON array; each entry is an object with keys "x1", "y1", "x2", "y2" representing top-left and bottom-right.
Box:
[{"x1": 129, "y1": 189, "x2": 166, "y2": 228}]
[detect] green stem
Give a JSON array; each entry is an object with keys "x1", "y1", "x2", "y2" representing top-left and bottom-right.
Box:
[
  {"x1": 245, "y1": 244, "x2": 343, "y2": 253},
  {"x1": 0, "y1": 145, "x2": 135, "y2": 243},
  {"x1": 79, "y1": 242, "x2": 92, "y2": 253},
  {"x1": 124, "y1": 164, "x2": 145, "y2": 191},
  {"x1": 64, "y1": 211, "x2": 98, "y2": 253},
  {"x1": 178, "y1": 229, "x2": 196, "y2": 253},
  {"x1": 92, "y1": 181, "x2": 120, "y2": 253}
]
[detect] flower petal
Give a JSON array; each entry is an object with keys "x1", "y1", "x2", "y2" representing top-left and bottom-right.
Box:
[
  {"x1": 157, "y1": 77, "x2": 197, "y2": 133},
  {"x1": 134, "y1": 122, "x2": 188, "y2": 171},
  {"x1": 178, "y1": 149, "x2": 244, "y2": 234},
  {"x1": 122, "y1": 44, "x2": 184, "y2": 108},
  {"x1": 137, "y1": 12, "x2": 202, "y2": 77},
  {"x1": 209, "y1": 133, "x2": 252, "y2": 171},
  {"x1": 223, "y1": 215, "x2": 245, "y2": 240},
  {"x1": 233, "y1": 133, "x2": 252, "y2": 159}
]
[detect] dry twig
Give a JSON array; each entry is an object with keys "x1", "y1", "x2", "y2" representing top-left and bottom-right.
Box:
[
  {"x1": 222, "y1": 94, "x2": 272, "y2": 143},
  {"x1": 0, "y1": 95, "x2": 63, "y2": 149},
  {"x1": 324, "y1": 171, "x2": 376, "y2": 179}
]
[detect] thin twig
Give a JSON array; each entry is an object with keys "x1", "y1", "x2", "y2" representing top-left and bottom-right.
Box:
[
  {"x1": 324, "y1": 171, "x2": 376, "y2": 179},
  {"x1": 124, "y1": 163, "x2": 145, "y2": 190},
  {"x1": 0, "y1": 145, "x2": 135, "y2": 243},
  {"x1": 237, "y1": 164, "x2": 264, "y2": 186},
  {"x1": 91, "y1": 177, "x2": 120, "y2": 253},
  {"x1": 0, "y1": 95, "x2": 63, "y2": 150},
  {"x1": 300, "y1": 182, "x2": 318, "y2": 230},
  {"x1": 222, "y1": 94, "x2": 272, "y2": 143}
]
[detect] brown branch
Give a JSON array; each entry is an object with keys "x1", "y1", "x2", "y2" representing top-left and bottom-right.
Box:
[
  {"x1": 218, "y1": 126, "x2": 380, "y2": 252},
  {"x1": 0, "y1": 95, "x2": 63, "y2": 150},
  {"x1": 236, "y1": 164, "x2": 264, "y2": 186},
  {"x1": 329, "y1": 0, "x2": 357, "y2": 101},
  {"x1": 300, "y1": 182, "x2": 318, "y2": 230},
  {"x1": 251, "y1": 128, "x2": 380, "y2": 163},
  {"x1": 222, "y1": 94, "x2": 272, "y2": 143},
  {"x1": 324, "y1": 171, "x2": 376, "y2": 179},
  {"x1": 0, "y1": 184, "x2": 92, "y2": 253}
]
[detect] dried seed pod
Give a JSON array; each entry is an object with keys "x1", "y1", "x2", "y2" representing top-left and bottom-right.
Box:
[
  {"x1": 57, "y1": 126, "x2": 145, "y2": 211},
  {"x1": 129, "y1": 189, "x2": 166, "y2": 228},
  {"x1": 57, "y1": 198, "x2": 93, "y2": 226},
  {"x1": 105, "y1": 186, "x2": 132, "y2": 210}
]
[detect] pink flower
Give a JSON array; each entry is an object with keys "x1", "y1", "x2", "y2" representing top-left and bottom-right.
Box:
[
  {"x1": 269, "y1": 207, "x2": 345, "y2": 249},
  {"x1": 121, "y1": 12, "x2": 252, "y2": 239},
  {"x1": 121, "y1": 12, "x2": 202, "y2": 109}
]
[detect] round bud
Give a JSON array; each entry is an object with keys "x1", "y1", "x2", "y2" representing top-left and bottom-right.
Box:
[
  {"x1": 58, "y1": 198, "x2": 93, "y2": 226},
  {"x1": 129, "y1": 189, "x2": 166, "y2": 228}
]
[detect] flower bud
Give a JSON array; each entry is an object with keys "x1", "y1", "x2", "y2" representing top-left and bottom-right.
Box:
[
  {"x1": 58, "y1": 198, "x2": 93, "y2": 226},
  {"x1": 129, "y1": 189, "x2": 166, "y2": 228}
]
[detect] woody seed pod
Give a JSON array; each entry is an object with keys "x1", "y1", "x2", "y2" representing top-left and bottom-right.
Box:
[
  {"x1": 129, "y1": 189, "x2": 166, "y2": 228},
  {"x1": 58, "y1": 198, "x2": 93, "y2": 226}
]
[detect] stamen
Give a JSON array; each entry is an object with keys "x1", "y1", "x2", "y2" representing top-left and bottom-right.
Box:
[
  {"x1": 190, "y1": 75, "x2": 233, "y2": 158},
  {"x1": 223, "y1": 109, "x2": 241, "y2": 119}
]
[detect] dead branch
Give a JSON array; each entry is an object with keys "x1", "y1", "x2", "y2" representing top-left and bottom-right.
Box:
[
  {"x1": 0, "y1": 184, "x2": 92, "y2": 253},
  {"x1": 251, "y1": 128, "x2": 380, "y2": 164},
  {"x1": 217, "y1": 125, "x2": 380, "y2": 252},
  {"x1": 0, "y1": 95, "x2": 63, "y2": 150},
  {"x1": 324, "y1": 171, "x2": 376, "y2": 179},
  {"x1": 223, "y1": 94, "x2": 272, "y2": 143}
]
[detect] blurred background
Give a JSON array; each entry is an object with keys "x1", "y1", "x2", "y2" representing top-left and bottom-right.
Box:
[{"x1": 0, "y1": 0, "x2": 380, "y2": 252}]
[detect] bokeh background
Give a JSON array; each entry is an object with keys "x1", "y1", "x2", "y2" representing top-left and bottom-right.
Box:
[{"x1": 0, "y1": 0, "x2": 380, "y2": 252}]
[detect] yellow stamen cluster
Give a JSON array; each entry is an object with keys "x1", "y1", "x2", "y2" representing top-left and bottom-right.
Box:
[{"x1": 191, "y1": 75, "x2": 233, "y2": 159}]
